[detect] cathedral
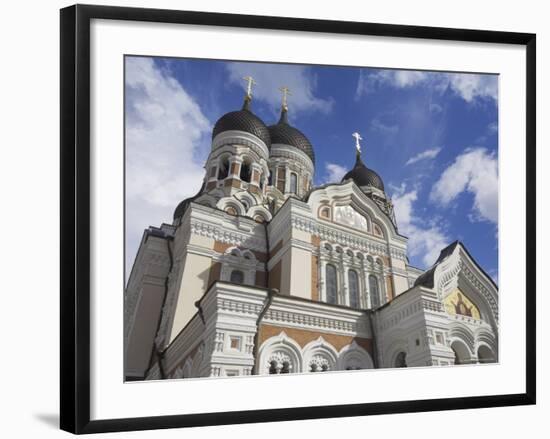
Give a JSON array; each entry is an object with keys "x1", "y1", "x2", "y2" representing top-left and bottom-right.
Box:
[{"x1": 124, "y1": 79, "x2": 499, "y2": 381}]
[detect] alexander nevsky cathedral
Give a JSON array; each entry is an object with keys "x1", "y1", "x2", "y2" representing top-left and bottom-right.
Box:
[{"x1": 124, "y1": 78, "x2": 499, "y2": 381}]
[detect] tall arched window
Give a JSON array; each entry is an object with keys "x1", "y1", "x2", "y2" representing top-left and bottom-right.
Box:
[
  {"x1": 348, "y1": 270, "x2": 360, "y2": 308},
  {"x1": 240, "y1": 160, "x2": 252, "y2": 182},
  {"x1": 369, "y1": 275, "x2": 380, "y2": 308},
  {"x1": 217, "y1": 156, "x2": 229, "y2": 180},
  {"x1": 326, "y1": 264, "x2": 338, "y2": 305},
  {"x1": 267, "y1": 170, "x2": 273, "y2": 186},
  {"x1": 230, "y1": 270, "x2": 244, "y2": 284},
  {"x1": 289, "y1": 172, "x2": 298, "y2": 194},
  {"x1": 276, "y1": 168, "x2": 285, "y2": 193}
]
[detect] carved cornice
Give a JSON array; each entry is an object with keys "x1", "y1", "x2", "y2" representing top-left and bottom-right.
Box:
[{"x1": 189, "y1": 219, "x2": 266, "y2": 252}]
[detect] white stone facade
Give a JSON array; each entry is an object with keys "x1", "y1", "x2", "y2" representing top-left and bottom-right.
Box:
[{"x1": 124, "y1": 99, "x2": 499, "y2": 381}]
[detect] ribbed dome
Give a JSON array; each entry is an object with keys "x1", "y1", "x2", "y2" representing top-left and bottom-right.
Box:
[
  {"x1": 212, "y1": 97, "x2": 271, "y2": 148},
  {"x1": 342, "y1": 153, "x2": 385, "y2": 191},
  {"x1": 268, "y1": 108, "x2": 315, "y2": 162}
]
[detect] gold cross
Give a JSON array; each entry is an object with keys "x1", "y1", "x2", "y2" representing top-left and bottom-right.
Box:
[
  {"x1": 279, "y1": 86, "x2": 292, "y2": 109},
  {"x1": 242, "y1": 76, "x2": 256, "y2": 98}
]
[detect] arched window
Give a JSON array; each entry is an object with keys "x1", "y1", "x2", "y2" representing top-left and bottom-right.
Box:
[
  {"x1": 240, "y1": 160, "x2": 252, "y2": 182},
  {"x1": 217, "y1": 156, "x2": 229, "y2": 180},
  {"x1": 348, "y1": 270, "x2": 360, "y2": 308},
  {"x1": 267, "y1": 170, "x2": 273, "y2": 186},
  {"x1": 289, "y1": 172, "x2": 298, "y2": 194},
  {"x1": 276, "y1": 167, "x2": 285, "y2": 192},
  {"x1": 395, "y1": 352, "x2": 407, "y2": 368},
  {"x1": 230, "y1": 270, "x2": 244, "y2": 284},
  {"x1": 326, "y1": 264, "x2": 338, "y2": 305},
  {"x1": 369, "y1": 275, "x2": 380, "y2": 308}
]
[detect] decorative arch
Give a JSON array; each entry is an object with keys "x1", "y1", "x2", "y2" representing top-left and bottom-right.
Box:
[
  {"x1": 217, "y1": 197, "x2": 246, "y2": 216},
  {"x1": 247, "y1": 204, "x2": 273, "y2": 223},
  {"x1": 383, "y1": 338, "x2": 409, "y2": 368},
  {"x1": 448, "y1": 322, "x2": 476, "y2": 354},
  {"x1": 337, "y1": 341, "x2": 374, "y2": 370},
  {"x1": 302, "y1": 337, "x2": 339, "y2": 373},
  {"x1": 450, "y1": 339, "x2": 473, "y2": 365},
  {"x1": 475, "y1": 327, "x2": 498, "y2": 354},
  {"x1": 234, "y1": 191, "x2": 257, "y2": 211},
  {"x1": 257, "y1": 332, "x2": 303, "y2": 375},
  {"x1": 306, "y1": 181, "x2": 405, "y2": 242},
  {"x1": 477, "y1": 344, "x2": 497, "y2": 363}
]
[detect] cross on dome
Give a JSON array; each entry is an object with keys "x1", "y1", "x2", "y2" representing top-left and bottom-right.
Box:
[
  {"x1": 352, "y1": 132, "x2": 363, "y2": 155},
  {"x1": 242, "y1": 75, "x2": 256, "y2": 98},
  {"x1": 279, "y1": 86, "x2": 292, "y2": 110}
]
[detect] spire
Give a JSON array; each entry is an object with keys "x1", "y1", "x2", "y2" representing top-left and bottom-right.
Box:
[
  {"x1": 242, "y1": 75, "x2": 256, "y2": 111},
  {"x1": 352, "y1": 132, "x2": 364, "y2": 163},
  {"x1": 278, "y1": 86, "x2": 291, "y2": 124}
]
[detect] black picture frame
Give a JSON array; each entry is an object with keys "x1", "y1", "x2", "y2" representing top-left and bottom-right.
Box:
[{"x1": 60, "y1": 4, "x2": 536, "y2": 434}]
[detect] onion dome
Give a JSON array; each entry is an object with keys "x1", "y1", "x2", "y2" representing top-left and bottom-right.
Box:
[
  {"x1": 342, "y1": 150, "x2": 385, "y2": 192},
  {"x1": 211, "y1": 96, "x2": 271, "y2": 148},
  {"x1": 173, "y1": 183, "x2": 204, "y2": 220},
  {"x1": 268, "y1": 107, "x2": 315, "y2": 163}
]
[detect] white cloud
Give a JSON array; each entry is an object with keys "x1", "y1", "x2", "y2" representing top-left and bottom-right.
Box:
[
  {"x1": 445, "y1": 73, "x2": 498, "y2": 103},
  {"x1": 125, "y1": 57, "x2": 211, "y2": 274},
  {"x1": 405, "y1": 147, "x2": 442, "y2": 166},
  {"x1": 324, "y1": 163, "x2": 347, "y2": 183},
  {"x1": 392, "y1": 185, "x2": 449, "y2": 267},
  {"x1": 430, "y1": 148, "x2": 498, "y2": 224},
  {"x1": 429, "y1": 103, "x2": 443, "y2": 114},
  {"x1": 370, "y1": 117, "x2": 398, "y2": 135},
  {"x1": 356, "y1": 69, "x2": 498, "y2": 104},
  {"x1": 226, "y1": 62, "x2": 333, "y2": 115}
]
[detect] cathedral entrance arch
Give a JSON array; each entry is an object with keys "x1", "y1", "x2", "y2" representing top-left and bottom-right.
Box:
[{"x1": 451, "y1": 340, "x2": 472, "y2": 365}]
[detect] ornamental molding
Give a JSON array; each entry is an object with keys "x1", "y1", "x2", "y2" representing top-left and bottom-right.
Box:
[
  {"x1": 189, "y1": 219, "x2": 266, "y2": 252},
  {"x1": 263, "y1": 308, "x2": 370, "y2": 337},
  {"x1": 216, "y1": 297, "x2": 264, "y2": 316},
  {"x1": 211, "y1": 130, "x2": 270, "y2": 159},
  {"x1": 270, "y1": 144, "x2": 314, "y2": 172}
]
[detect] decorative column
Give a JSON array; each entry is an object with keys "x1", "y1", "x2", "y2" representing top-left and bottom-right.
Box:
[
  {"x1": 319, "y1": 259, "x2": 326, "y2": 302},
  {"x1": 229, "y1": 157, "x2": 242, "y2": 178}
]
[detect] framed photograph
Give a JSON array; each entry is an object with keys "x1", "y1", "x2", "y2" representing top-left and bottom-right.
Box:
[{"x1": 60, "y1": 4, "x2": 536, "y2": 434}]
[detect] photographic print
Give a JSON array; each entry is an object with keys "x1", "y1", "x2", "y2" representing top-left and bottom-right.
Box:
[{"x1": 124, "y1": 55, "x2": 499, "y2": 381}]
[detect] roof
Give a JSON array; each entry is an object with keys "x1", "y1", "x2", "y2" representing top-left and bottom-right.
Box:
[
  {"x1": 413, "y1": 241, "x2": 460, "y2": 288},
  {"x1": 341, "y1": 152, "x2": 385, "y2": 191},
  {"x1": 268, "y1": 108, "x2": 315, "y2": 162},
  {"x1": 212, "y1": 97, "x2": 271, "y2": 148},
  {"x1": 173, "y1": 182, "x2": 205, "y2": 220}
]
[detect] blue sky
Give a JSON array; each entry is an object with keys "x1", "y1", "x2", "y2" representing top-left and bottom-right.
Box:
[{"x1": 125, "y1": 56, "x2": 498, "y2": 282}]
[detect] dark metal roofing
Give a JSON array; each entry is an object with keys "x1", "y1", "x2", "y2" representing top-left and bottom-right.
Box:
[
  {"x1": 341, "y1": 152, "x2": 385, "y2": 192},
  {"x1": 413, "y1": 241, "x2": 460, "y2": 288},
  {"x1": 211, "y1": 97, "x2": 271, "y2": 148},
  {"x1": 173, "y1": 183, "x2": 205, "y2": 220},
  {"x1": 268, "y1": 108, "x2": 315, "y2": 162}
]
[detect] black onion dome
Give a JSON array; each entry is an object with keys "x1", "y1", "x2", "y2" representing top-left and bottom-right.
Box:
[
  {"x1": 212, "y1": 97, "x2": 271, "y2": 148},
  {"x1": 342, "y1": 152, "x2": 385, "y2": 191},
  {"x1": 268, "y1": 108, "x2": 315, "y2": 163}
]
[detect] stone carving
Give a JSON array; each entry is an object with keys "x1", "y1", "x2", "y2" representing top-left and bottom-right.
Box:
[{"x1": 334, "y1": 205, "x2": 369, "y2": 231}]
